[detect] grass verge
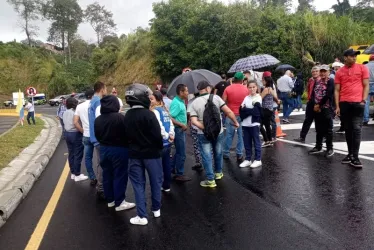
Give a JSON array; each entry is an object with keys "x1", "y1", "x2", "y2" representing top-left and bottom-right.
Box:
[{"x1": 0, "y1": 117, "x2": 44, "y2": 170}]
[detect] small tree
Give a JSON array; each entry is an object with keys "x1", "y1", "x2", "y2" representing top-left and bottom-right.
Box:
[
  {"x1": 7, "y1": 0, "x2": 42, "y2": 46},
  {"x1": 85, "y1": 2, "x2": 117, "y2": 45}
]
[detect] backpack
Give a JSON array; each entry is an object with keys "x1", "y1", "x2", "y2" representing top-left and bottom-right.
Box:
[{"x1": 203, "y1": 94, "x2": 221, "y2": 141}]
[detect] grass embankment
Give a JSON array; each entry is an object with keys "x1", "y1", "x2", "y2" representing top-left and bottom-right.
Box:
[{"x1": 0, "y1": 117, "x2": 44, "y2": 170}]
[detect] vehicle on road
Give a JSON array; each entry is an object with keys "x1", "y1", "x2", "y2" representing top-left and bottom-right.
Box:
[
  {"x1": 74, "y1": 93, "x2": 87, "y2": 104},
  {"x1": 3, "y1": 100, "x2": 13, "y2": 107},
  {"x1": 28, "y1": 93, "x2": 47, "y2": 105},
  {"x1": 356, "y1": 44, "x2": 374, "y2": 64},
  {"x1": 48, "y1": 95, "x2": 69, "y2": 106},
  {"x1": 349, "y1": 44, "x2": 369, "y2": 54}
]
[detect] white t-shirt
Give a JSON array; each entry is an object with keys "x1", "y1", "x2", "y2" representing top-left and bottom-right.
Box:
[
  {"x1": 241, "y1": 94, "x2": 262, "y2": 127},
  {"x1": 95, "y1": 105, "x2": 101, "y2": 118},
  {"x1": 74, "y1": 100, "x2": 90, "y2": 137},
  {"x1": 117, "y1": 97, "x2": 123, "y2": 110},
  {"x1": 26, "y1": 102, "x2": 35, "y2": 112}
]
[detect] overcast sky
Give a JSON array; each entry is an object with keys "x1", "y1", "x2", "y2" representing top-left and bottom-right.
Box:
[{"x1": 0, "y1": 0, "x2": 357, "y2": 44}]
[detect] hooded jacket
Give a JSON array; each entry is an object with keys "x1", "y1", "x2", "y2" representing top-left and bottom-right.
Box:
[{"x1": 94, "y1": 95, "x2": 127, "y2": 147}]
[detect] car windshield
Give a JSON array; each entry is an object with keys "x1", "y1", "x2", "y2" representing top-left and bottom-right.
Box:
[{"x1": 363, "y1": 45, "x2": 374, "y2": 54}]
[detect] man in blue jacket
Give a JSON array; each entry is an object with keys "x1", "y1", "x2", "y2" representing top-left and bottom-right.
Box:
[{"x1": 89, "y1": 81, "x2": 107, "y2": 199}]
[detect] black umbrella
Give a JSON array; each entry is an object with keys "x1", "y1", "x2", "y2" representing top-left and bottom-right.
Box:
[
  {"x1": 167, "y1": 69, "x2": 221, "y2": 97},
  {"x1": 275, "y1": 64, "x2": 296, "y2": 72}
]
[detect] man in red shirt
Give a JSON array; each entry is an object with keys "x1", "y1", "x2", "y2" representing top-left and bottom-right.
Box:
[
  {"x1": 294, "y1": 66, "x2": 320, "y2": 143},
  {"x1": 222, "y1": 72, "x2": 249, "y2": 162},
  {"x1": 335, "y1": 48, "x2": 370, "y2": 168}
]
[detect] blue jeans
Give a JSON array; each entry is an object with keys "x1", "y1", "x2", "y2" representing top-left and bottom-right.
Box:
[
  {"x1": 363, "y1": 84, "x2": 374, "y2": 122},
  {"x1": 243, "y1": 126, "x2": 261, "y2": 161},
  {"x1": 171, "y1": 127, "x2": 186, "y2": 176},
  {"x1": 128, "y1": 158, "x2": 163, "y2": 218},
  {"x1": 197, "y1": 133, "x2": 224, "y2": 181},
  {"x1": 27, "y1": 111, "x2": 35, "y2": 125},
  {"x1": 271, "y1": 107, "x2": 277, "y2": 139},
  {"x1": 280, "y1": 92, "x2": 294, "y2": 119},
  {"x1": 65, "y1": 132, "x2": 84, "y2": 175},
  {"x1": 100, "y1": 146, "x2": 129, "y2": 206},
  {"x1": 162, "y1": 145, "x2": 171, "y2": 190},
  {"x1": 295, "y1": 95, "x2": 302, "y2": 109},
  {"x1": 83, "y1": 136, "x2": 96, "y2": 180},
  {"x1": 223, "y1": 116, "x2": 244, "y2": 157}
]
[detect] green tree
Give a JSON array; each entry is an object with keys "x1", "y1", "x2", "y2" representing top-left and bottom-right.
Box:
[
  {"x1": 297, "y1": 0, "x2": 314, "y2": 12},
  {"x1": 85, "y1": 2, "x2": 117, "y2": 45},
  {"x1": 42, "y1": 0, "x2": 83, "y2": 64},
  {"x1": 6, "y1": 0, "x2": 42, "y2": 46}
]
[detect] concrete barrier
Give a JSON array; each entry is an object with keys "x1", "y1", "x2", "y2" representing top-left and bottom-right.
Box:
[{"x1": 0, "y1": 115, "x2": 61, "y2": 226}]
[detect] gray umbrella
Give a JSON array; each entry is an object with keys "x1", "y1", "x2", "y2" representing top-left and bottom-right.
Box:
[
  {"x1": 228, "y1": 54, "x2": 280, "y2": 73},
  {"x1": 275, "y1": 64, "x2": 296, "y2": 72},
  {"x1": 167, "y1": 69, "x2": 221, "y2": 97}
]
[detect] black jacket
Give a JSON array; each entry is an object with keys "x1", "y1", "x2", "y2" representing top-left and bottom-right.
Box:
[
  {"x1": 94, "y1": 95, "x2": 127, "y2": 147},
  {"x1": 123, "y1": 107, "x2": 163, "y2": 159}
]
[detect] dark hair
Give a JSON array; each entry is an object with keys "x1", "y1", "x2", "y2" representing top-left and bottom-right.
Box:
[
  {"x1": 94, "y1": 81, "x2": 105, "y2": 93},
  {"x1": 263, "y1": 76, "x2": 274, "y2": 88},
  {"x1": 160, "y1": 88, "x2": 168, "y2": 95},
  {"x1": 152, "y1": 91, "x2": 163, "y2": 104},
  {"x1": 85, "y1": 89, "x2": 95, "y2": 99},
  {"x1": 221, "y1": 74, "x2": 227, "y2": 80},
  {"x1": 176, "y1": 84, "x2": 187, "y2": 96},
  {"x1": 66, "y1": 97, "x2": 78, "y2": 110}
]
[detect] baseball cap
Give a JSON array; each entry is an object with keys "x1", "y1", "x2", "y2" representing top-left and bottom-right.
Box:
[
  {"x1": 320, "y1": 64, "x2": 330, "y2": 71},
  {"x1": 311, "y1": 66, "x2": 320, "y2": 71},
  {"x1": 332, "y1": 62, "x2": 344, "y2": 68},
  {"x1": 343, "y1": 48, "x2": 360, "y2": 57},
  {"x1": 234, "y1": 72, "x2": 245, "y2": 81},
  {"x1": 197, "y1": 81, "x2": 211, "y2": 90},
  {"x1": 263, "y1": 71, "x2": 272, "y2": 77},
  {"x1": 369, "y1": 54, "x2": 374, "y2": 61}
]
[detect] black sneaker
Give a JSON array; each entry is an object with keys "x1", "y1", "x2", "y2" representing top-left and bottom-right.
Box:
[
  {"x1": 90, "y1": 179, "x2": 98, "y2": 186},
  {"x1": 350, "y1": 158, "x2": 363, "y2": 168},
  {"x1": 363, "y1": 122, "x2": 369, "y2": 127},
  {"x1": 294, "y1": 137, "x2": 305, "y2": 143},
  {"x1": 223, "y1": 155, "x2": 230, "y2": 160},
  {"x1": 309, "y1": 147, "x2": 323, "y2": 154},
  {"x1": 341, "y1": 155, "x2": 352, "y2": 164},
  {"x1": 237, "y1": 155, "x2": 244, "y2": 163},
  {"x1": 325, "y1": 149, "x2": 334, "y2": 157},
  {"x1": 192, "y1": 164, "x2": 203, "y2": 171}
]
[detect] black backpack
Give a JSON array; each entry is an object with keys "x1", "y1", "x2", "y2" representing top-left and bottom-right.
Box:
[{"x1": 203, "y1": 94, "x2": 222, "y2": 141}]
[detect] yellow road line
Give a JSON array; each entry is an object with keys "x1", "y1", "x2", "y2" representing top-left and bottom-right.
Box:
[{"x1": 25, "y1": 161, "x2": 69, "y2": 250}]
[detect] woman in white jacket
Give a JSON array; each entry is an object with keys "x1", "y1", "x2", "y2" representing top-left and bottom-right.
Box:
[{"x1": 150, "y1": 91, "x2": 175, "y2": 192}]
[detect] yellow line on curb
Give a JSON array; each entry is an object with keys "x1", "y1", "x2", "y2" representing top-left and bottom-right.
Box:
[{"x1": 25, "y1": 161, "x2": 69, "y2": 250}]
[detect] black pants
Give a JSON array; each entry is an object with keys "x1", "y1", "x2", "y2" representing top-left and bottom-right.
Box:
[
  {"x1": 340, "y1": 102, "x2": 364, "y2": 158},
  {"x1": 260, "y1": 108, "x2": 273, "y2": 142},
  {"x1": 315, "y1": 108, "x2": 333, "y2": 150},
  {"x1": 300, "y1": 102, "x2": 315, "y2": 139}
]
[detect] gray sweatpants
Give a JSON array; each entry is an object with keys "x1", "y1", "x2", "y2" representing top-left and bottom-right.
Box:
[{"x1": 94, "y1": 146, "x2": 103, "y2": 192}]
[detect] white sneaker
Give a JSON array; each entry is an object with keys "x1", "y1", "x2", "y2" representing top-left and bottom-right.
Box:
[
  {"x1": 115, "y1": 200, "x2": 136, "y2": 212},
  {"x1": 71, "y1": 174, "x2": 75, "y2": 180},
  {"x1": 152, "y1": 209, "x2": 161, "y2": 218},
  {"x1": 239, "y1": 160, "x2": 252, "y2": 168},
  {"x1": 250, "y1": 160, "x2": 262, "y2": 168},
  {"x1": 74, "y1": 174, "x2": 88, "y2": 182},
  {"x1": 130, "y1": 216, "x2": 148, "y2": 225},
  {"x1": 108, "y1": 201, "x2": 115, "y2": 208},
  {"x1": 161, "y1": 187, "x2": 171, "y2": 192}
]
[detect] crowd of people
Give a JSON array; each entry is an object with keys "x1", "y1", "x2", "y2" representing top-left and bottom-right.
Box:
[{"x1": 57, "y1": 48, "x2": 372, "y2": 226}]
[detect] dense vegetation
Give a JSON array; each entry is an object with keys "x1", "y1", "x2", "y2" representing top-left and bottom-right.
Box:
[{"x1": 1, "y1": 0, "x2": 374, "y2": 99}]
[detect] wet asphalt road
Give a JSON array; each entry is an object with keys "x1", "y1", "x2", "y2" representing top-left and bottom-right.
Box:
[
  {"x1": 0, "y1": 106, "x2": 374, "y2": 249},
  {"x1": 0, "y1": 116, "x2": 18, "y2": 135}
]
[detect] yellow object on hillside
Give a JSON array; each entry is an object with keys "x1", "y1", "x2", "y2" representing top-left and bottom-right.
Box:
[
  {"x1": 349, "y1": 44, "x2": 374, "y2": 65},
  {"x1": 15, "y1": 89, "x2": 23, "y2": 114}
]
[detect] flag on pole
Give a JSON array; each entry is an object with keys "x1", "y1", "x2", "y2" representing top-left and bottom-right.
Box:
[{"x1": 15, "y1": 89, "x2": 22, "y2": 114}]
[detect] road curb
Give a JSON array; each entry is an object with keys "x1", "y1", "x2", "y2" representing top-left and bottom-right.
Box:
[{"x1": 0, "y1": 115, "x2": 61, "y2": 225}]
